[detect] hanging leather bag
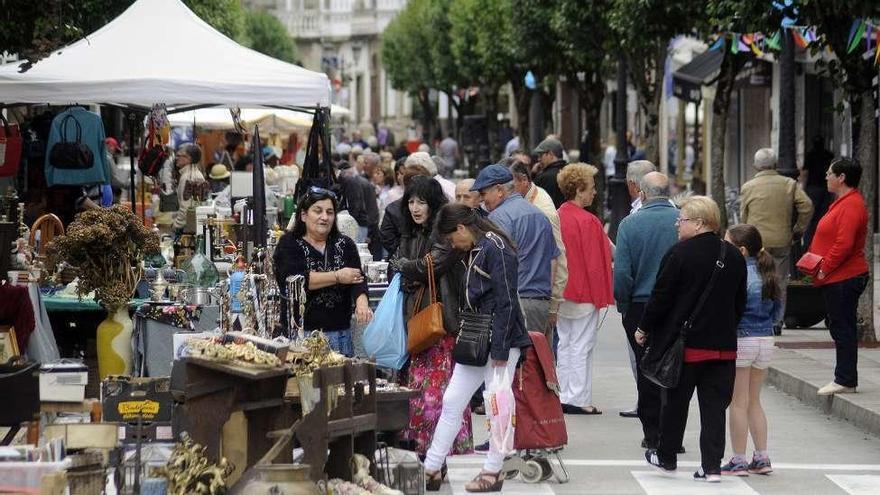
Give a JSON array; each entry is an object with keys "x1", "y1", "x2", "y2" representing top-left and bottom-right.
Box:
[
  {"x1": 452, "y1": 252, "x2": 493, "y2": 366},
  {"x1": 406, "y1": 253, "x2": 446, "y2": 354},
  {"x1": 49, "y1": 114, "x2": 93, "y2": 170},
  {"x1": 0, "y1": 113, "x2": 23, "y2": 177},
  {"x1": 641, "y1": 239, "x2": 727, "y2": 389},
  {"x1": 138, "y1": 121, "x2": 168, "y2": 176}
]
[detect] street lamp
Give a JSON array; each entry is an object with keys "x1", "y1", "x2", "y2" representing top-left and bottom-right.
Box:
[{"x1": 609, "y1": 55, "x2": 631, "y2": 241}]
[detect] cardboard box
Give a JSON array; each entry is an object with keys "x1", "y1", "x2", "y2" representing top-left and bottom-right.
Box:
[
  {"x1": 43, "y1": 423, "x2": 119, "y2": 450},
  {"x1": 101, "y1": 376, "x2": 173, "y2": 424},
  {"x1": 39, "y1": 362, "x2": 88, "y2": 402}
]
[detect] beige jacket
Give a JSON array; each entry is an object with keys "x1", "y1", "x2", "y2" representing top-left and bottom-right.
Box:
[
  {"x1": 740, "y1": 170, "x2": 813, "y2": 248},
  {"x1": 526, "y1": 184, "x2": 568, "y2": 312}
]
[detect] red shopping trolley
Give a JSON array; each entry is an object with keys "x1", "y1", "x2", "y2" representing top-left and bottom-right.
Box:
[{"x1": 502, "y1": 331, "x2": 570, "y2": 483}]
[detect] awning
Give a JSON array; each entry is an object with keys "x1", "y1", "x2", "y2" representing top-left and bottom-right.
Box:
[{"x1": 672, "y1": 50, "x2": 723, "y2": 103}]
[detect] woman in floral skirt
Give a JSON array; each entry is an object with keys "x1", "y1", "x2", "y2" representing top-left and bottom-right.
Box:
[{"x1": 391, "y1": 176, "x2": 473, "y2": 456}]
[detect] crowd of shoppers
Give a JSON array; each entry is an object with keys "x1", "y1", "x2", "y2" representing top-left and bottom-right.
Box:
[{"x1": 270, "y1": 129, "x2": 868, "y2": 491}]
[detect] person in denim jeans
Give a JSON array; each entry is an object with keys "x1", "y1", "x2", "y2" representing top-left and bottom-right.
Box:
[
  {"x1": 722, "y1": 225, "x2": 783, "y2": 476},
  {"x1": 806, "y1": 158, "x2": 869, "y2": 396}
]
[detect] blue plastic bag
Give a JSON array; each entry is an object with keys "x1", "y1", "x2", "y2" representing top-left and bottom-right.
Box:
[{"x1": 363, "y1": 273, "x2": 408, "y2": 370}]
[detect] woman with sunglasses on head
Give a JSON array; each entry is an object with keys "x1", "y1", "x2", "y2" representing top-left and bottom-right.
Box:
[
  {"x1": 420, "y1": 203, "x2": 532, "y2": 493},
  {"x1": 274, "y1": 187, "x2": 373, "y2": 356},
  {"x1": 390, "y1": 176, "x2": 473, "y2": 461}
]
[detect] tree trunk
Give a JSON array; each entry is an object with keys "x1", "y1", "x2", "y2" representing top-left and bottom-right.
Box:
[
  {"x1": 854, "y1": 88, "x2": 877, "y2": 343},
  {"x1": 709, "y1": 51, "x2": 743, "y2": 231},
  {"x1": 576, "y1": 79, "x2": 606, "y2": 220},
  {"x1": 417, "y1": 89, "x2": 435, "y2": 145},
  {"x1": 484, "y1": 87, "x2": 501, "y2": 162},
  {"x1": 643, "y1": 47, "x2": 666, "y2": 166},
  {"x1": 510, "y1": 77, "x2": 531, "y2": 144}
]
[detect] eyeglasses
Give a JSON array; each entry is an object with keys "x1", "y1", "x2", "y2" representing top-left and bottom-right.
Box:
[
  {"x1": 675, "y1": 217, "x2": 696, "y2": 225},
  {"x1": 308, "y1": 186, "x2": 337, "y2": 200}
]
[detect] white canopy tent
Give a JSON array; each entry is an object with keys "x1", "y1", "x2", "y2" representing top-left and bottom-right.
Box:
[
  {"x1": 0, "y1": 0, "x2": 331, "y2": 108},
  {"x1": 168, "y1": 105, "x2": 350, "y2": 131}
]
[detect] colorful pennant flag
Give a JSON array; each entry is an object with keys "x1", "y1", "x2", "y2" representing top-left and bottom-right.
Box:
[
  {"x1": 766, "y1": 31, "x2": 781, "y2": 50},
  {"x1": 731, "y1": 34, "x2": 739, "y2": 54},
  {"x1": 791, "y1": 28, "x2": 808, "y2": 48},
  {"x1": 847, "y1": 19, "x2": 866, "y2": 53},
  {"x1": 738, "y1": 39, "x2": 749, "y2": 52},
  {"x1": 751, "y1": 42, "x2": 765, "y2": 57},
  {"x1": 742, "y1": 33, "x2": 755, "y2": 45},
  {"x1": 875, "y1": 29, "x2": 880, "y2": 65},
  {"x1": 709, "y1": 37, "x2": 725, "y2": 51}
]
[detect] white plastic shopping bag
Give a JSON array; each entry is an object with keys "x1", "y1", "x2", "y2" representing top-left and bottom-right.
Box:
[{"x1": 483, "y1": 367, "x2": 516, "y2": 456}]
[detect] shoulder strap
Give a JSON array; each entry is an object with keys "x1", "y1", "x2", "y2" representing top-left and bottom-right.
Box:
[
  {"x1": 412, "y1": 253, "x2": 437, "y2": 311},
  {"x1": 683, "y1": 239, "x2": 727, "y2": 332}
]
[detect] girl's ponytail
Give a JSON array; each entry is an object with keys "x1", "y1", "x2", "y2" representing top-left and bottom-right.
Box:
[{"x1": 726, "y1": 224, "x2": 781, "y2": 301}]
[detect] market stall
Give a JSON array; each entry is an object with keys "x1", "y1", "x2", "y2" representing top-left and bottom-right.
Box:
[{"x1": 0, "y1": 1, "x2": 421, "y2": 493}]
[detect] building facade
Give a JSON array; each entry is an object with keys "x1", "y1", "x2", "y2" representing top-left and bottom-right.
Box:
[{"x1": 246, "y1": 0, "x2": 413, "y2": 138}]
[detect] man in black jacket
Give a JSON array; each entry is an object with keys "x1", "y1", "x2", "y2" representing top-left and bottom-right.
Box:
[{"x1": 533, "y1": 137, "x2": 567, "y2": 208}]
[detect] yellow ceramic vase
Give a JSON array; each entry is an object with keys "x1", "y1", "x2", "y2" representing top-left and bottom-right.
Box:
[{"x1": 96, "y1": 306, "x2": 133, "y2": 379}]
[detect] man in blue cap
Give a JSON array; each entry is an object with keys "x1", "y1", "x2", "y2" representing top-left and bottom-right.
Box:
[{"x1": 472, "y1": 163, "x2": 560, "y2": 336}]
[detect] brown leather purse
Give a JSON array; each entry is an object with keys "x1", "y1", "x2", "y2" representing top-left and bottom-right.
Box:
[{"x1": 406, "y1": 253, "x2": 446, "y2": 354}]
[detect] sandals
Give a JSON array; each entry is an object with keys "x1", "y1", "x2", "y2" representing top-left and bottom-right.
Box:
[
  {"x1": 425, "y1": 464, "x2": 448, "y2": 492},
  {"x1": 465, "y1": 470, "x2": 504, "y2": 493},
  {"x1": 562, "y1": 403, "x2": 603, "y2": 415}
]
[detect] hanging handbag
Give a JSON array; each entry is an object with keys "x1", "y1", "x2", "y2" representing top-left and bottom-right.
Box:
[
  {"x1": 796, "y1": 252, "x2": 823, "y2": 277},
  {"x1": 48, "y1": 114, "x2": 94, "y2": 170},
  {"x1": 406, "y1": 253, "x2": 446, "y2": 354},
  {"x1": 294, "y1": 108, "x2": 340, "y2": 202},
  {"x1": 452, "y1": 252, "x2": 493, "y2": 366},
  {"x1": 139, "y1": 121, "x2": 168, "y2": 176},
  {"x1": 159, "y1": 191, "x2": 179, "y2": 212},
  {"x1": 641, "y1": 239, "x2": 727, "y2": 389},
  {"x1": 0, "y1": 113, "x2": 23, "y2": 177}
]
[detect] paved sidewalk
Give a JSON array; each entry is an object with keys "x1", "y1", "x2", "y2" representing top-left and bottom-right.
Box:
[{"x1": 768, "y1": 331, "x2": 880, "y2": 437}]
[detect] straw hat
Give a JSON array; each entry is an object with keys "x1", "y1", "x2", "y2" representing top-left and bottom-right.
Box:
[{"x1": 209, "y1": 163, "x2": 231, "y2": 180}]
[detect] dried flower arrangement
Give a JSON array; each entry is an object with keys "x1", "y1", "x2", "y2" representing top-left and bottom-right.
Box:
[{"x1": 47, "y1": 205, "x2": 160, "y2": 309}]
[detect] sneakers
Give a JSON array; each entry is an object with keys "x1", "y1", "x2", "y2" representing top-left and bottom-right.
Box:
[
  {"x1": 721, "y1": 457, "x2": 750, "y2": 476},
  {"x1": 817, "y1": 382, "x2": 857, "y2": 395},
  {"x1": 644, "y1": 449, "x2": 676, "y2": 474},
  {"x1": 474, "y1": 440, "x2": 490, "y2": 454},
  {"x1": 748, "y1": 456, "x2": 773, "y2": 475},
  {"x1": 693, "y1": 467, "x2": 721, "y2": 483}
]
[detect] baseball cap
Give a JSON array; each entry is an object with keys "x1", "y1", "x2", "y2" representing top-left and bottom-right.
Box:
[{"x1": 471, "y1": 164, "x2": 514, "y2": 191}]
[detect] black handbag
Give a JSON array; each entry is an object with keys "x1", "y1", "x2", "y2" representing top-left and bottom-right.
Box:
[
  {"x1": 452, "y1": 252, "x2": 493, "y2": 366},
  {"x1": 159, "y1": 191, "x2": 179, "y2": 212},
  {"x1": 453, "y1": 310, "x2": 492, "y2": 366},
  {"x1": 641, "y1": 239, "x2": 727, "y2": 389},
  {"x1": 49, "y1": 114, "x2": 94, "y2": 170}
]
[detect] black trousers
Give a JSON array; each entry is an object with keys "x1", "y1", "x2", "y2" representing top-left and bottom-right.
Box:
[
  {"x1": 622, "y1": 303, "x2": 662, "y2": 446},
  {"x1": 822, "y1": 273, "x2": 869, "y2": 388},
  {"x1": 658, "y1": 360, "x2": 735, "y2": 472}
]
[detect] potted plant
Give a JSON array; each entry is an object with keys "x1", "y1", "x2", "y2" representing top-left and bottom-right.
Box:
[{"x1": 48, "y1": 205, "x2": 159, "y2": 378}]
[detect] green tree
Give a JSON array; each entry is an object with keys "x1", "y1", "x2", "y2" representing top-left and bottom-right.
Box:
[
  {"x1": 697, "y1": 1, "x2": 780, "y2": 229},
  {"x1": 553, "y1": 0, "x2": 616, "y2": 217},
  {"x1": 381, "y1": 0, "x2": 439, "y2": 141},
  {"x1": 799, "y1": 0, "x2": 880, "y2": 342},
  {"x1": 1, "y1": 0, "x2": 247, "y2": 70},
  {"x1": 244, "y1": 9, "x2": 297, "y2": 63},
  {"x1": 449, "y1": 0, "x2": 516, "y2": 160},
  {"x1": 609, "y1": 0, "x2": 705, "y2": 165}
]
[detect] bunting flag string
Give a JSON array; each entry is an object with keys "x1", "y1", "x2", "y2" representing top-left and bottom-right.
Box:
[{"x1": 708, "y1": 19, "x2": 880, "y2": 65}]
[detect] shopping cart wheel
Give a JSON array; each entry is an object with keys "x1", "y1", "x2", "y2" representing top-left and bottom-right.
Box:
[
  {"x1": 520, "y1": 459, "x2": 544, "y2": 483},
  {"x1": 537, "y1": 457, "x2": 553, "y2": 481}
]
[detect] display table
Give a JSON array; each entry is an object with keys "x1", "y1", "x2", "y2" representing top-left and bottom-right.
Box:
[{"x1": 43, "y1": 296, "x2": 148, "y2": 313}]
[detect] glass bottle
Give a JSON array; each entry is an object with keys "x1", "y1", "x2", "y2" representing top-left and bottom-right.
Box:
[{"x1": 181, "y1": 235, "x2": 220, "y2": 288}]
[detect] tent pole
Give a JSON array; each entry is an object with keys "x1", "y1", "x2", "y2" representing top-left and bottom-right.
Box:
[{"x1": 127, "y1": 112, "x2": 136, "y2": 213}]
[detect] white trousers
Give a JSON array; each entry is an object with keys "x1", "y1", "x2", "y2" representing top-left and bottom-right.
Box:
[
  {"x1": 424, "y1": 348, "x2": 521, "y2": 473},
  {"x1": 557, "y1": 308, "x2": 600, "y2": 407}
]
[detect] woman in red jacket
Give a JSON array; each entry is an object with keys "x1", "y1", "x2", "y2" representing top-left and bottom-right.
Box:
[
  {"x1": 808, "y1": 158, "x2": 869, "y2": 396},
  {"x1": 555, "y1": 163, "x2": 614, "y2": 415}
]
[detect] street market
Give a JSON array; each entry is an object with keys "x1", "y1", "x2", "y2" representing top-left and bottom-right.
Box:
[{"x1": 1, "y1": 1, "x2": 880, "y2": 495}]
